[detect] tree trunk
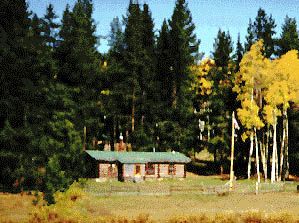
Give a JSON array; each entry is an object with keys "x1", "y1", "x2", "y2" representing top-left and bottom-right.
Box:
[
  {"x1": 271, "y1": 115, "x2": 277, "y2": 183},
  {"x1": 264, "y1": 126, "x2": 271, "y2": 181},
  {"x1": 248, "y1": 132, "x2": 254, "y2": 179},
  {"x1": 265, "y1": 128, "x2": 269, "y2": 181},
  {"x1": 260, "y1": 131, "x2": 267, "y2": 181},
  {"x1": 284, "y1": 111, "x2": 289, "y2": 180},
  {"x1": 279, "y1": 109, "x2": 287, "y2": 181},
  {"x1": 275, "y1": 137, "x2": 279, "y2": 181},
  {"x1": 254, "y1": 128, "x2": 260, "y2": 183},
  {"x1": 220, "y1": 146, "x2": 224, "y2": 176},
  {"x1": 141, "y1": 91, "x2": 145, "y2": 127},
  {"x1": 172, "y1": 79, "x2": 177, "y2": 108},
  {"x1": 131, "y1": 86, "x2": 135, "y2": 132}
]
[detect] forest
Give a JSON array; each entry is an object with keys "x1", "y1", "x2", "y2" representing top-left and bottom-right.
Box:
[{"x1": 0, "y1": 0, "x2": 299, "y2": 203}]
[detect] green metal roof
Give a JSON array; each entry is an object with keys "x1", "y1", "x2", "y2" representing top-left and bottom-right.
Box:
[{"x1": 85, "y1": 150, "x2": 191, "y2": 164}]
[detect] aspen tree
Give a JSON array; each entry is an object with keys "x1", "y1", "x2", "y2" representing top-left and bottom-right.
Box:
[
  {"x1": 265, "y1": 50, "x2": 299, "y2": 181},
  {"x1": 233, "y1": 40, "x2": 266, "y2": 181}
]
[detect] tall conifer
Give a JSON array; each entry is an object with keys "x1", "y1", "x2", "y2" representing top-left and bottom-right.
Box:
[
  {"x1": 245, "y1": 8, "x2": 276, "y2": 57},
  {"x1": 168, "y1": 0, "x2": 199, "y2": 109},
  {"x1": 276, "y1": 16, "x2": 299, "y2": 56}
]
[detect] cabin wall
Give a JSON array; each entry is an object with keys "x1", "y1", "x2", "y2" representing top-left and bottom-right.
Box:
[
  {"x1": 98, "y1": 163, "x2": 118, "y2": 179},
  {"x1": 156, "y1": 163, "x2": 185, "y2": 178},
  {"x1": 97, "y1": 162, "x2": 186, "y2": 181},
  {"x1": 175, "y1": 164, "x2": 185, "y2": 177},
  {"x1": 144, "y1": 164, "x2": 159, "y2": 178},
  {"x1": 159, "y1": 164, "x2": 170, "y2": 178},
  {"x1": 123, "y1": 163, "x2": 145, "y2": 181}
]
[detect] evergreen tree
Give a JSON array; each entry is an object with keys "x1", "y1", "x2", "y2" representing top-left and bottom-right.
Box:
[
  {"x1": 0, "y1": 0, "x2": 31, "y2": 128},
  {"x1": 212, "y1": 29, "x2": 233, "y2": 68},
  {"x1": 156, "y1": 19, "x2": 173, "y2": 110},
  {"x1": 211, "y1": 29, "x2": 234, "y2": 110},
  {"x1": 140, "y1": 3, "x2": 156, "y2": 126},
  {"x1": 108, "y1": 16, "x2": 124, "y2": 58},
  {"x1": 245, "y1": 8, "x2": 276, "y2": 57},
  {"x1": 234, "y1": 33, "x2": 244, "y2": 72},
  {"x1": 0, "y1": 0, "x2": 52, "y2": 189},
  {"x1": 125, "y1": 1, "x2": 142, "y2": 132},
  {"x1": 42, "y1": 4, "x2": 59, "y2": 48},
  {"x1": 55, "y1": 0, "x2": 102, "y2": 136},
  {"x1": 245, "y1": 19, "x2": 254, "y2": 52},
  {"x1": 276, "y1": 16, "x2": 299, "y2": 56},
  {"x1": 210, "y1": 30, "x2": 234, "y2": 173},
  {"x1": 168, "y1": 0, "x2": 200, "y2": 109},
  {"x1": 103, "y1": 17, "x2": 127, "y2": 149},
  {"x1": 123, "y1": 1, "x2": 144, "y2": 133},
  {"x1": 122, "y1": 1, "x2": 158, "y2": 150}
]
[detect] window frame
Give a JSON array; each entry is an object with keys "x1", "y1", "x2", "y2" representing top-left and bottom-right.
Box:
[
  {"x1": 168, "y1": 163, "x2": 176, "y2": 175},
  {"x1": 135, "y1": 164, "x2": 141, "y2": 175},
  {"x1": 145, "y1": 163, "x2": 155, "y2": 175}
]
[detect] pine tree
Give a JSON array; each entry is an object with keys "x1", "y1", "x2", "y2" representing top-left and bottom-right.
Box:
[
  {"x1": 276, "y1": 16, "x2": 299, "y2": 56},
  {"x1": 211, "y1": 29, "x2": 234, "y2": 108},
  {"x1": 0, "y1": 0, "x2": 31, "y2": 128},
  {"x1": 103, "y1": 16, "x2": 127, "y2": 149},
  {"x1": 210, "y1": 30, "x2": 234, "y2": 174},
  {"x1": 245, "y1": 19, "x2": 254, "y2": 52},
  {"x1": 42, "y1": 4, "x2": 59, "y2": 48},
  {"x1": 140, "y1": 3, "x2": 156, "y2": 126},
  {"x1": 108, "y1": 16, "x2": 124, "y2": 58},
  {"x1": 245, "y1": 8, "x2": 276, "y2": 57},
  {"x1": 234, "y1": 33, "x2": 244, "y2": 72},
  {"x1": 254, "y1": 8, "x2": 276, "y2": 57},
  {"x1": 0, "y1": 0, "x2": 50, "y2": 189},
  {"x1": 123, "y1": 1, "x2": 144, "y2": 133},
  {"x1": 156, "y1": 19, "x2": 173, "y2": 110},
  {"x1": 212, "y1": 29, "x2": 233, "y2": 68},
  {"x1": 168, "y1": 0, "x2": 200, "y2": 109},
  {"x1": 55, "y1": 0, "x2": 102, "y2": 135},
  {"x1": 122, "y1": 1, "x2": 158, "y2": 150}
]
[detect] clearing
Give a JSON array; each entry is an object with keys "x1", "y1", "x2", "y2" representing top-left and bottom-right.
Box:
[{"x1": 0, "y1": 173, "x2": 298, "y2": 222}]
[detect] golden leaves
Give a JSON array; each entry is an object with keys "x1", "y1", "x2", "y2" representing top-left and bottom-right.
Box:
[
  {"x1": 190, "y1": 58, "x2": 215, "y2": 96},
  {"x1": 234, "y1": 40, "x2": 299, "y2": 134}
]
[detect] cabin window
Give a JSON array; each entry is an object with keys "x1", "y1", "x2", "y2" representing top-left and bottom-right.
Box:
[
  {"x1": 146, "y1": 163, "x2": 155, "y2": 175},
  {"x1": 135, "y1": 164, "x2": 141, "y2": 175},
  {"x1": 168, "y1": 164, "x2": 176, "y2": 175}
]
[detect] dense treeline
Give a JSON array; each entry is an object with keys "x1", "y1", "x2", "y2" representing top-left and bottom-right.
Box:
[{"x1": 0, "y1": 0, "x2": 299, "y2": 203}]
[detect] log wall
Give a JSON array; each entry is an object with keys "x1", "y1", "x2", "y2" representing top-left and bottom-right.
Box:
[
  {"x1": 123, "y1": 163, "x2": 145, "y2": 181},
  {"x1": 98, "y1": 163, "x2": 118, "y2": 179}
]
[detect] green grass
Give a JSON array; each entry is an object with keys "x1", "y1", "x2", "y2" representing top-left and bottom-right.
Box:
[{"x1": 82, "y1": 174, "x2": 297, "y2": 196}]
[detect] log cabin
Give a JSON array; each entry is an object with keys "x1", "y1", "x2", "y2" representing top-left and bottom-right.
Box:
[{"x1": 85, "y1": 150, "x2": 191, "y2": 181}]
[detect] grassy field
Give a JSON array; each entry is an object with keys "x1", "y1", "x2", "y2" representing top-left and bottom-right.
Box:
[{"x1": 0, "y1": 173, "x2": 299, "y2": 223}]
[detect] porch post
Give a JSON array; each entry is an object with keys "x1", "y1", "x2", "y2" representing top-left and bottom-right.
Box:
[
  {"x1": 98, "y1": 163, "x2": 101, "y2": 178},
  {"x1": 158, "y1": 164, "x2": 160, "y2": 178}
]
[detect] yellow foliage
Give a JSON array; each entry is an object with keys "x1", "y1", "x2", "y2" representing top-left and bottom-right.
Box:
[
  {"x1": 190, "y1": 58, "x2": 215, "y2": 96},
  {"x1": 236, "y1": 40, "x2": 269, "y2": 97},
  {"x1": 237, "y1": 98, "x2": 264, "y2": 130},
  {"x1": 268, "y1": 50, "x2": 299, "y2": 107},
  {"x1": 234, "y1": 40, "x2": 299, "y2": 134},
  {"x1": 100, "y1": 89, "x2": 110, "y2": 95}
]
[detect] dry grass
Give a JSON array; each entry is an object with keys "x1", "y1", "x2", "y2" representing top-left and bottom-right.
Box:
[
  {"x1": 0, "y1": 175, "x2": 299, "y2": 223},
  {"x1": 86, "y1": 192, "x2": 299, "y2": 221},
  {"x1": 0, "y1": 192, "x2": 35, "y2": 223}
]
